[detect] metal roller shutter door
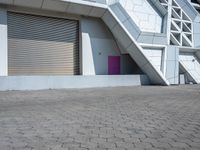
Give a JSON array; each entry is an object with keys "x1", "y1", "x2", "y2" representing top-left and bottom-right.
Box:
[{"x1": 8, "y1": 12, "x2": 79, "y2": 75}]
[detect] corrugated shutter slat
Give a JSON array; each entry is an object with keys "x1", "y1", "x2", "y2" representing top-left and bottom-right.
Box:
[{"x1": 8, "y1": 12, "x2": 79, "y2": 76}]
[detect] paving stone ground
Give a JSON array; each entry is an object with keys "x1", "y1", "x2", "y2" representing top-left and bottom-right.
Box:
[{"x1": 0, "y1": 85, "x2": 200, "y2": 150}]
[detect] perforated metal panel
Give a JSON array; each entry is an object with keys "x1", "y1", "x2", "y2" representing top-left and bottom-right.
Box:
[{"x1": 8, "y1": 12, "x2": 79, "y2": 75}]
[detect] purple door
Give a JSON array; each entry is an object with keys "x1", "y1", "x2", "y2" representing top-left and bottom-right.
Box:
[{"x1": 108, "y1": 56, "x2": 120, "y2": 75}]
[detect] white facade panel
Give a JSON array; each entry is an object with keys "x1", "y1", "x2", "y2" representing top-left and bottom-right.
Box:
[
  {"x1": 82, "y1": 32, "x2": 96, "y2": 75},
  {"x1": 1, "y1": 0, "x2": 200, "y2": 86},
  {"x1": 119, "y1": 0, "x2": 163, "y2": 33},
  {"x1": 14, "y1": 0, "x2": 43, "y2": 8},
  {"x1": 179, "y1": 53, "x2": 200, "y2": 83},
  {"x1": 0, "y1": 9, "x2": 8, "y2": 76},
  {"x1": 0, "y1": 75, "x2": 149, "y2": 91},
  {"x1": 142, "y1": 48, "x2": 163, "y2": 72}
]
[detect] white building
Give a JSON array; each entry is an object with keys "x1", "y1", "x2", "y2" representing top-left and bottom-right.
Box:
[{"x1": 0, "y1": 0, "x2": 200, "y2": 90}]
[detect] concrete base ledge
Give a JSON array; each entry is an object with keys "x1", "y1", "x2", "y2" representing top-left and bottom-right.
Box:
[{"x1": 0, "y1": 75, "x2": 149, "y2": 91}]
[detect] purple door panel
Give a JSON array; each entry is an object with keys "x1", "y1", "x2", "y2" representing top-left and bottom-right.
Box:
[{"x1": 108, "y1": 56, "x2": 120, "y2": 75}]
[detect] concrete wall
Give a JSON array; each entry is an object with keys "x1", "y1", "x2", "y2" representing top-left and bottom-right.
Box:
[
  {"x1": 179, "y1": 52, "x2": 200, "y2": 84},
  {"x1": 119, "y1": 0, "x2": 163, "y2": 33},
  {"x1": 0, "y1": 75, "x2": 150, "y2": 91},
  {"x1": 121, "y1": 54, "x2": 143, "y2": 74},
  {"x1": 165, "y1": 46, "x2": 179, "y2": 84},
  {"x1": 0, "y1": 9, "x2": 143, "y2": 77},
  {"x1": 142, "y1": 48, "x2": 163, "y2": 72},
  {"x1": 84, "y1": 0, "x2": 107, "y2": 4},
  {"x1": 81, "y1": 17, "x2": 142, "y2": 75},
  {"x1": 193, "y1": 22, "x2": 200, "y2": 48},
  {"x1": 0, "y1": 9, "x2": 7, "y2": 76}
]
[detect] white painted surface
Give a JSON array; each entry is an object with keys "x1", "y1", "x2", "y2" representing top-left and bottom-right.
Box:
[
  {"x1": 14, "y1": 0, "x2": 43, "y2": 8},
  {"x1": 179, "y1": 74, "x2": 185, "y2": 84},
  {"x1": 165, "y1": 45, "x2": 179, "y2": 85},
  {"x1": 0, "y1": 9, "x2": 7, "y2": 76},
  {"x1": 81, "y1": 18, "x2": 138, "y2": 75},
  {"x1": 142, "y1": 48, "x2": 163, "y2": 72},
  {"x1": 0, "y1": 75, "x2": 149, "y2": 91},
  {"x1": 179, "y1": 53, "x2": 200, "y2": 83},
  {"x1": 119, "y1": 0, "x2": 163, "y2": 33},
  {"x1": 81, "y1": 18, "x2": 119, "y2": 75},
  {"x1": 90, "y1": 38, "x2": 120, "y2": 75},
  {"x1": 42, "y1": 0, "x2": 70, "y2": 12},
  {"x1": 0, "y1": 0, "x2": 13, "y2": 4},
  {"x1": 82, "y1": 32, "x2": 96, "y2": 75},
  {"x1": 105, "y1": 6, "x2": 169, "y2": 85},
  {"x1": 0, "y1": 0, "x2": 170, "y2": 85}
]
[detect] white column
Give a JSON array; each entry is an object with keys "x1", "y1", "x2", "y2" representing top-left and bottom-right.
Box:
[
  {"x1": 81, "y1": 19, "x2": 96, "y2": 75},
  {"x1": 167, "y1": 0, "x2": 173, "y2": 45},
  {"x1": 82, "y1": 32, "x2": 96, "y2": 75},
  {"x1": 0, "y1": 9, "x2": 8, "y2": 76}
]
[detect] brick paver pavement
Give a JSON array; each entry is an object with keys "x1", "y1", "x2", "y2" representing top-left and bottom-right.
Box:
[{"x1": 0, "y1": 85, "x2": 200, "y2": 150}]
